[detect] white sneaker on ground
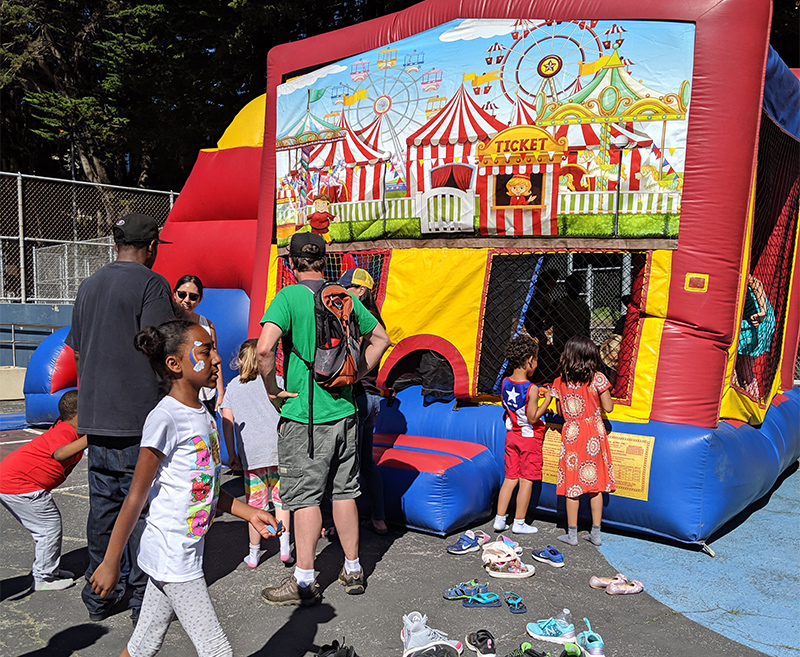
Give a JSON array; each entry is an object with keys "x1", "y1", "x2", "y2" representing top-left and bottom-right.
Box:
[
  {"x1": 401, "y1": 611, "x2": 463, "y2": 656},
  {"x1": 34, "y1": 576, "x2": 75, "y2": 591}
]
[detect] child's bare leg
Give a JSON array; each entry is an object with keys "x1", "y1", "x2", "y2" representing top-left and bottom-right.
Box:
[
  {"x1": 119, "y1": 648, "x2": 131, "y2": 657},
  {"x1": 583, "y1": 492, "x2": 603, "y2": 546},
  {"x1": 511, "y1": 479, "x2": 538, "y2": 533},
  {"x1": 494, "y1": 478, "x2": 518, "y2": 530},
  {"x1": 557, "y1": 497, "x2": 580, "y2": 545}
]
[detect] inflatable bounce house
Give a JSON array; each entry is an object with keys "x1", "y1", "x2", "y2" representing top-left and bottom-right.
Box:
[{"x1": 26, "y1": 0, "x2": 800, "y2": 551}]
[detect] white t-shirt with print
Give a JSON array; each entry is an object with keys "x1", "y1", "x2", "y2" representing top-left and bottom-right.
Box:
[{"x1": 137, "y1": 395, "x2": 221, "y2": 582}]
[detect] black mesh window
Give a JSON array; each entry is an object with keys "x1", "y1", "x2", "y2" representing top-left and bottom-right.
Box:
[
  {"x1": 476, "y1": 250, "x2": 647, "y2": 399},
  {"x1": 732, "y1": 112, "x2": 800, "y2": 401}
]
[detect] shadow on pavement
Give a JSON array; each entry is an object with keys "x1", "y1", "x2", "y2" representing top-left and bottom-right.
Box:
[
  {"x1": 16, "y1": 624, "x2": 109, "y2": 656},
  {"x1": 0, "y1": 573, "x2": 32, "y2": 602},
  {"x1": 247, "y1": 602, "x2": 337, "y2": 656}
]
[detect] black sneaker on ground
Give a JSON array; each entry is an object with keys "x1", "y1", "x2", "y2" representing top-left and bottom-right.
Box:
[
  {"x1": 337, "y1": 566, "x2": 366, "y2": 595},
  {"x1": 317, "y1": 638, "x2": 359, "y2": 657},
  {"x1": 261, "y1": 576, "x2": 321, "y2": 606},
  {"x1": 408, "y1": 644, "x2": 462, "y2": 657},
  {"x1": 466, "y1": 629, "x2": 497, "y2": 657}
]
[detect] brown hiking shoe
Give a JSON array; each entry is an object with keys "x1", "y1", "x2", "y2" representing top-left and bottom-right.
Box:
[
  {"x1": 261, "y1": 576, "x2": 321, "y2": 606},
  {"x1": 338, "y1": 566, "x2": 366, "y2": 595}
]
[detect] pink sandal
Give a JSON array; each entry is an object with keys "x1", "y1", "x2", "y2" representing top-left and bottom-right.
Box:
[
  {"x1": 589, "y1": 573, "x2": 628, "y2": 589},
  {"x1": 607, "y1": 579, "x2": 644, "y2": 595}
]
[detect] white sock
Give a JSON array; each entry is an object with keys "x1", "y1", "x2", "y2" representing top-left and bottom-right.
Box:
[
  {"x1": 294, "y1": 566, "x2": 315, "y2": 587},
  {"x1": 279, "y1": 532, "x2": 291, "y2": 557},
  {"x1": 344, "y1": 557, "x2": 361, "y2": 575},
  {"x1": 494, "y1": 514, "x2": 509, "y2": 529},
  {"x1": 243, "y1": 543, "x2": 260, "y2": 567},
  {"x1": 512, "y1": 519, "x2": 539, "y2": 534}
]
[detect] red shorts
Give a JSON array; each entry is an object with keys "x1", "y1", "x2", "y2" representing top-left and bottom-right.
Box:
[{"x1": 504, "y1": 427, "x2": 544, "y2": 480}]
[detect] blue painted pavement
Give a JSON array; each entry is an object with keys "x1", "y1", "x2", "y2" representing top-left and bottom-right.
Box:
[{"x1": 599, "y1": 461, "x2": 800, "y2": 655}]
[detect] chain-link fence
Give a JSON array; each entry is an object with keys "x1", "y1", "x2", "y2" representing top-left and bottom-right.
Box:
[{"x1": 0, "y1": 172, "x2": 177, "y2": 303}]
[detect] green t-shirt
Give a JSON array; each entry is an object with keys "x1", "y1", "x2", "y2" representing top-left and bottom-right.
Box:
[{"x1": 261, "y1": 282, "x2": 379, "y2": 424}]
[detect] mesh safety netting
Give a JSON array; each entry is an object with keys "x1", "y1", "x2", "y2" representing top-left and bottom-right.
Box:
[{"x1": 732, "y1": 112, "x2": 800, "y2": 401}]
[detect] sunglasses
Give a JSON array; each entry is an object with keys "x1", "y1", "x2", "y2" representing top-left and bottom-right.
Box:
[{"x1": 176, "y1": 290, "x2": 200, "y2": 302}]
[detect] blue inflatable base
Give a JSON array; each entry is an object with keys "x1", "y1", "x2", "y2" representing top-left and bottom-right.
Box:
[{"x1": 375, "y1": 386, "x2": 800, "y2": 544}]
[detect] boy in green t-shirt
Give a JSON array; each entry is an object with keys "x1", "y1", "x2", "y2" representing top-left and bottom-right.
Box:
[{"x1": 257, "y1": 233, "x2": 391, "y2": 606}]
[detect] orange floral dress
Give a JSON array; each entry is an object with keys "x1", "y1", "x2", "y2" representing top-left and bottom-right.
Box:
[{"x1": 552, "y1": 371, "x2": 615, "y2": 498}]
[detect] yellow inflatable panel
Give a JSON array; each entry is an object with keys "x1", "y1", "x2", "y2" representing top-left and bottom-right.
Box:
[
  {"x1": 217, "y1": 95, "x2": 266, "y2": 150},
  {"x1": 381, "y1": 248, "x2": 487, "y2": 391}
]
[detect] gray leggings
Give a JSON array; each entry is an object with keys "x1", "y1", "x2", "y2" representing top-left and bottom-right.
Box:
[{"x1": 127, "y1": 577, "x2": 232, "y2": 657}]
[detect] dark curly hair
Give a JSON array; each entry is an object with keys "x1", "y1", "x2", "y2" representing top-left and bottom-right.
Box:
[
  {"x1": 504, "y1": 333, "x2": 539, "y2": 371},
  {"x1": 559, "y1": 335, "x2": 601, "y2": 385},
  {"x1": 134, "y1": 319, "x2": 197, "y2": 385}
]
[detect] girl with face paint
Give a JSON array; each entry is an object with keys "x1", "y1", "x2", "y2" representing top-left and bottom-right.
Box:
[
  {"x1": 89, "y1": 320, "x2": 282, "y2": 657},
  {"x1": 172, "y1": 275, "x2": 225, "y2": 413}
]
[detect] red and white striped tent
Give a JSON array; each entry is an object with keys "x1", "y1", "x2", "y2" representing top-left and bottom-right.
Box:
[
  {"x1": 511, "y1": 94, "x2": 539, "y2": 126},
  {"x1": 309, "y1": 111, "x2": 388, "y2": 201},
  {"x1": 406, "y1": 84, "x2": 506, "y2": 193}
]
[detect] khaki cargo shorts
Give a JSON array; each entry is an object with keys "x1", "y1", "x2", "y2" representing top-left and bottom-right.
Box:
[{"x1": 276, "y1": 415, "x2": 360, "y2": 511}]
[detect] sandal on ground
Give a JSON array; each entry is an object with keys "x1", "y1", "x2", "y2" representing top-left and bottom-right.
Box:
[
  {"x1": 463, "y1": 591, "x2": 502, "y2": 608},
  {"x1": 606, "y1": 579, "x2": 644, "y2": 595},
  {"x1": 588, "y1": 573, "x2": 628, "y2": 589},
  {"x1": 444, "y1": 579, "x2": 488, "y2": 600},
  {"x1": 490, "y1": 534, "x2": 524, "y2": 556},
  {"x1": 503, "y1": 591, "x2": 527, "y2": 614}
]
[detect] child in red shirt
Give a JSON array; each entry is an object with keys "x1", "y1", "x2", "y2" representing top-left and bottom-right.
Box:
[{"x1": 0, "y1": 390, "x2": 87, "y2": 590}]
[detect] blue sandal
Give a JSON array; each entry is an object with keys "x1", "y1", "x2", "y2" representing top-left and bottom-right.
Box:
[
  {"x1": 504, "y1": 591, "x2": 527, "y2": 614},
  {"x1": 443, "y1": 579, "x2": 488, "y2": 600},
  {"x1": 463, "y1": 591, "x2": 502, "y2": 608}
]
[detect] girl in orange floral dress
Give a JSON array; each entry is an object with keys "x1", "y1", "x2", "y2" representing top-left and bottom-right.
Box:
[{"x1": 551, "y1": 335, "x2": 615, "y2": 546}]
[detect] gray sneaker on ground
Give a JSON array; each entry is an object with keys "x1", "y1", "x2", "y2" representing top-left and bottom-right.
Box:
[
  {"x1": 261, "y1": 576, "x2": 321, "y2": 606},
  {"x1": 338, "y1": 566, "x2": 366, "y2": 595},
  {"x1": 401, "y1": 611, "x2": 463, "y2": 656},
  {"x1": 34, "y1": 575, "x2": 75, "y2": 591}
]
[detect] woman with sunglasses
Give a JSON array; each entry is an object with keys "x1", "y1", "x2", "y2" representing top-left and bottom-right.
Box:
[{"x1": 173, "y1": 275, "x2": 225, "y2": 413}]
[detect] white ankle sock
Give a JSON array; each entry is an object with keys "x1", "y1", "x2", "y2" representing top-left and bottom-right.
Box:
[
  {"x1": 294, "y1": 566, "x2": 315, "y2": 587},
  {"x1": 512, "y1": 518, "x2": 538, "y2": 534},
  {"x1": 344, "y1": 557, "x2": 361, "y2": 575},
  {"x1": 494, "y1": 514, "x2": 509, "y2": 529},
  {"x1": 243, "y1": 543, "x2": 260, "y2": 567}
]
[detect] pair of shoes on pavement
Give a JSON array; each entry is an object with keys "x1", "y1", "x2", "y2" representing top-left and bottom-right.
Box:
[
  {"x1": 261, "y1": 566, "x2": 365, "y2": 606},
  {"x1": 527, "y1": 615, "x2": 605, "y2": 656},
  {"x1": 33, "y1": 568, "x2": 75, "y2": 591},
  {"x1": 316, "y1": 637, "x2": 359, "y2": 657},
  {"x1": 504, "y1": 643, "x2": 550, "y2": 657},
  {"x1": 401, "y1": 611, "x2": 463, "y2": 656},
  {"x1": 589, "y1": 572, "x2": 644, "y2": 595}
]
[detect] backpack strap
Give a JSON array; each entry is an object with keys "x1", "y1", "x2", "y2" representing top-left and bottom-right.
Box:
[{"x1": 294, "y1": 280, "x2": 323, "y2": 459}]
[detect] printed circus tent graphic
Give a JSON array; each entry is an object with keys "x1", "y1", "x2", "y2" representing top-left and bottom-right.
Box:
[
  {"x1": 405, "y1": 83, "x2": 506, "y2": 194},
  {"x1": 308, "y1": 111, "x2": 389, "y2": 202}
]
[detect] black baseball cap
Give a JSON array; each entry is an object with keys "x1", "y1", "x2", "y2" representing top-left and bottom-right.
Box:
[
  {"x1": 112, "y1": 213, "x2": 171, "y2": 245},
  {"x1": 289, "y1": 232, "x2": 326, "y2": 257}
]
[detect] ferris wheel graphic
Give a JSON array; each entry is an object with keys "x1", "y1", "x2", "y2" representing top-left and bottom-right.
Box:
[
  {"x1": 499, "y1": 20, "x2": 604, "y2": 104},
  {"x1": 335, "y1": 48, "x2": 428, "y2": 157}
]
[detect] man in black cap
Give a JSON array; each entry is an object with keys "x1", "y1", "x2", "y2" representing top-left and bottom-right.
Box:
[
  {"x1": 257, "y1": 232, "x2": 391, "y2": 606},
  {"x1": 65, "y1": 213, "x2": 175, "y2": 621}
]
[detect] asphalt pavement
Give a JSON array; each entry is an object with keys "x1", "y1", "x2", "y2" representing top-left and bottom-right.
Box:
[{"x1": 0, "y1": 435, "x2": 778, "y2": 657}]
